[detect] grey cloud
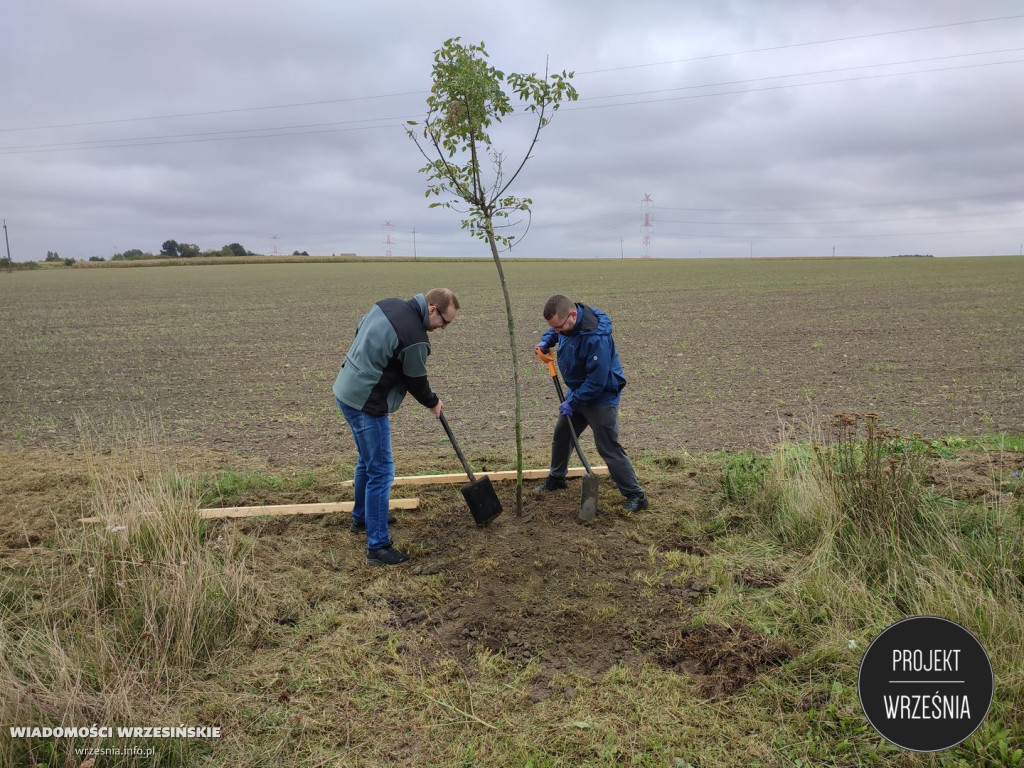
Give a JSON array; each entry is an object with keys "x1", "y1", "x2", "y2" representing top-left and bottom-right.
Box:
[{"x1": 2, "y1": 0, "x2": 1023, "y2": 260}]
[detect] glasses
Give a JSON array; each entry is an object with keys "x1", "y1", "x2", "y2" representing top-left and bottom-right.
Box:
[
  {"x1": 553, "y1": 312, "x2": 576, "y2": 332},
  {"x1": 433, "y1": 305, "x2": 453, "y2": 327}
]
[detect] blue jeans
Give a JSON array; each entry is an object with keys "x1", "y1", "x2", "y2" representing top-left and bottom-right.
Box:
[{"x1": 337, "y1": 399, "x2": 395, "y2": 550}]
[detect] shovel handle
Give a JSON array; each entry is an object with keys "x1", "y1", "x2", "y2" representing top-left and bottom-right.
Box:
[
  {"x1": 537, "y1": 347, "x2": 592, "y2": 474},
  {"x1": 536, "y1": 347, "x2": 558, "y2": 377},
  {"x1": 565, "y1": 416, "x2": 593, "y2": 474},
  {"x1": 439, "y1": 412, "x2": 476, "y2": 482},
  {"x1": 537, "y1": 347, "x2": 565, "y2": 399}
]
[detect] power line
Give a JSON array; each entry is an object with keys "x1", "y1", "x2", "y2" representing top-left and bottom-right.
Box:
[
  {"x1": 532, "y1": 191, "x2": 1024, "y2": 229},
  {"x1": 536, "y1": 208, "x2": 637, "y2": 227},
  {"x1": 658, "y1": 209, "x2": 1023, "y2": 227},
  {"x1": 572, "y1": 222, "x2": 1024, "y2": 248},
  {"x1": 576, "y1": 14, "x2": 1024, "y2": 75},
  {"x1": 0, "y1": 122, "x2": 409, "y2": 155},
  {"x1": 0, "y1": 90, "x2": 429, "y2": 134},
  {"x1": 576, "y1": 47, "x2": 1024, "y2": 103},
  {"x1": 0, "y1": 113, "x2": 422, "y2": 153},
  {"x1": 560, "y1": 57, "x2": 1024, "y2": 113},
  {"x1": 4, "y1": 14, "x2": 1020, "y2": 134},
  {"x1": 655, "y1": 189, "x2": 1024, "y2": 213},
  {"x1": 5, "y1": 55, "x2": 1023, "y2": 156},
  {"x1": 646, "y1": 224, "x2": 1024, "y2": 240}
]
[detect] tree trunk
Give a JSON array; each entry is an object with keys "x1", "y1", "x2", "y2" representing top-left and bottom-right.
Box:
[{"x1": 483, "y1": 220, "x2": 524, "y2": 516}]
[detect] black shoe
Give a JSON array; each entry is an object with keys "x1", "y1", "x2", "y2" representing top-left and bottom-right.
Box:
[
  {"x1": 350, "y1": 516, "x2": 397, "y2": 533},
  {"x1": 366, "y1": 546, "x2": 410, "y2": 566},
  {"x1": 534, "y1": 476, "x2": 568, "y2": 494},
  {"x1": 622, "y1": 494, "x2": 649, "y2": 513}
]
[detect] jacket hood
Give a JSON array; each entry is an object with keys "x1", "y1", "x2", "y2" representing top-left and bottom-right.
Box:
[{"x1": 576, "y1": 304, "x2": 612, "y2": 337}]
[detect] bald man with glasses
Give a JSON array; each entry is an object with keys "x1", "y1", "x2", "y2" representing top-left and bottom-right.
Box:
[{"x1": 334, "y1": 288, "x2": 459, "y2": 566}]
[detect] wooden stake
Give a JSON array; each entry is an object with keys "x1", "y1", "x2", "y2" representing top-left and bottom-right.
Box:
[
  {"x1": 337, "y1": 465, "x2": 609, "y2": 487},
  {"x1": 78, "y1": 498, "x2": 420, "y2": 524}
]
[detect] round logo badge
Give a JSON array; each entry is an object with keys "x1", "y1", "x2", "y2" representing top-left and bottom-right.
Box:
[{"x1": 858, "y1": 616, "x2": 993, "y2": 752}]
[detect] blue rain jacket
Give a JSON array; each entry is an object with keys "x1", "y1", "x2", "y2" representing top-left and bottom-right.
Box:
[{"x1": 539, "y1": 304, "x2": 626, "y2": 408}]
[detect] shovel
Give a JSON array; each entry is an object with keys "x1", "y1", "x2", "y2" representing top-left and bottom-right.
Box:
[
  {"x1": 439, "y1": 411, "x2": 503, "y2": 526},
  {"x1": 536, "y1": 348, "x2": 600, "y2": 521}
]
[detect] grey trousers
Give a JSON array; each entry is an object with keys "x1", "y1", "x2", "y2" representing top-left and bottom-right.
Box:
[{"x1": 549, "y1": 402, "x2": 643, "y2": 498}]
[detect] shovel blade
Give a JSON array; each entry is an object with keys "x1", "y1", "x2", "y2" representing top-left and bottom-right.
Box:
[
  {"x1": 578, "y1": 473, "x2": 600, "y2": 521},
  {"x1": 460, "y1": 476, "x2": 503, "y2": 526}
]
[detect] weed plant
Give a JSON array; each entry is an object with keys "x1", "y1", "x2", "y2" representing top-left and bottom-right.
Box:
[
  {"x1": 818, "y1": 413, "x2": 924, "y2": 541},
  {"x1": 714, "y1": 415, "x2": 1024, "y2": 764}
]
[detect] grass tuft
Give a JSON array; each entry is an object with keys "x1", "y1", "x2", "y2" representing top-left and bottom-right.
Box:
[{"x1": 1, "y1": 430, "x2": 266, "y2": 766}]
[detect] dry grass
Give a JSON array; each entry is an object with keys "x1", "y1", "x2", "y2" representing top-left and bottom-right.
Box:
[{"x1": 1, "y1": 427, "x2": 267, "y2": 766}]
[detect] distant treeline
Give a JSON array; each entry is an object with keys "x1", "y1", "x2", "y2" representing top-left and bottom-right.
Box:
[
  {"x1": 0, "y1": 241, "x2": 359, "y2": 271},
  {"x1": 893, "y1": 253, "x2": 934, "y2": 258},
  {"x1": 76, "y1": 254, "x2": 366, "y2": 268},
  {"x1": 112, "y1": 241, "x2": 256, "y2": 260},
  {"x1": 3, "y1": 254, "x2": 504, "y2": 272}
]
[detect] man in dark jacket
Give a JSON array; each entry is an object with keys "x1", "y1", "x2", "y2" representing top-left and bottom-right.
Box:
[
  {"x1": 334, "y1": 288, "x2": 459, "y2": 565},
  {"x1": 534, "y1": 294, "x2": 648, "y2": 512}
]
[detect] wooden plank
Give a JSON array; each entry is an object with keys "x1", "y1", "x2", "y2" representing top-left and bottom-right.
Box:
[
  {"x1": 78, "y1": 498, "x2": 420, "y2": 524},
  {"x1": 338, "y1": 465, "x2": 609, "y2": 488}
]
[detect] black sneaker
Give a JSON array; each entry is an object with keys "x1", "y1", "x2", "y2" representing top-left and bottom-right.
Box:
[
  {"x1": 350, "y1": 516, "x2": 397, "y2": 533},
  {"x1": 622, "y1": 494, "x2": 649, "y2": 513},
  {"x1": 366, "y1": 546, "x2": 410, "y2": 566},
  {"x1": 534, "y1": 476, "x2": 568, "y2": 494}
]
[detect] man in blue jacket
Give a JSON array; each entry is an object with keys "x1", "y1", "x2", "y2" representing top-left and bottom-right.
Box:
[
  {"x1": 535, "y1": 294, "x2": 648, "y2": 512},
  {"x1": 334, "y1": 288, "x2": 459, "y2": 565}
]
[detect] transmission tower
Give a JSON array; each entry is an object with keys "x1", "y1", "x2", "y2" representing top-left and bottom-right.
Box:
[
  {"x1": 640, "y1": 194, "x2": 653, "y2": 259},
  {"x1": 268, "y1": 234, "x2": 280, "y2": 255},
  {"x1": 383, "y1": 220, "x2": 395, "y2": 258}
]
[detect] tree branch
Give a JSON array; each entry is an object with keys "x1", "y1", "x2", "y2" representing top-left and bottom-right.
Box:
[{"x1": 495, "y1": 95, "x2": 548, "y2": 201}]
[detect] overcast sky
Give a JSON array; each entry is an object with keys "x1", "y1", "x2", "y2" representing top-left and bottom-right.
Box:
[{"x1": 3, "y1": 0, "x2": 1023, "y2": 260}]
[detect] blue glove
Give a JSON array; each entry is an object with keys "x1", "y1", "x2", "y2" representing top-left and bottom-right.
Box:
[
  {"x1": 559, "y1": 400, "x2": 573, "y2": 417},
  {"x1": 536, "y1": 343, "x2": 549, "y2": 354}
]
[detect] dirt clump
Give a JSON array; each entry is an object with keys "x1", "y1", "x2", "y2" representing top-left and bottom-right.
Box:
[
  {"x1": 355, "y1": 479, "x2": 788, "y2": 694},
  {"x1": 650, "y1": 622, "x2": 796, "y2": 697},
  {"x1": 925, "y1": 452, "x2": 1024, "y2": 506},
  {"x1": 418, "y1": 487, "x2": 676, "y2": 677},
  {"x1": 0, "y1": 449, "x2": 92, "y2": 549}
]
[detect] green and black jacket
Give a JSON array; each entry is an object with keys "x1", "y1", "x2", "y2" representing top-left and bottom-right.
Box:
[{"x1": 333, "y1": 294, "x2": 438, "y2": 416}]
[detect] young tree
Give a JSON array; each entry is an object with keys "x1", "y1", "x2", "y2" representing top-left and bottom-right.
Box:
[{"x1": 407, "y1": 38, "x2": 576, "y2": 514}]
